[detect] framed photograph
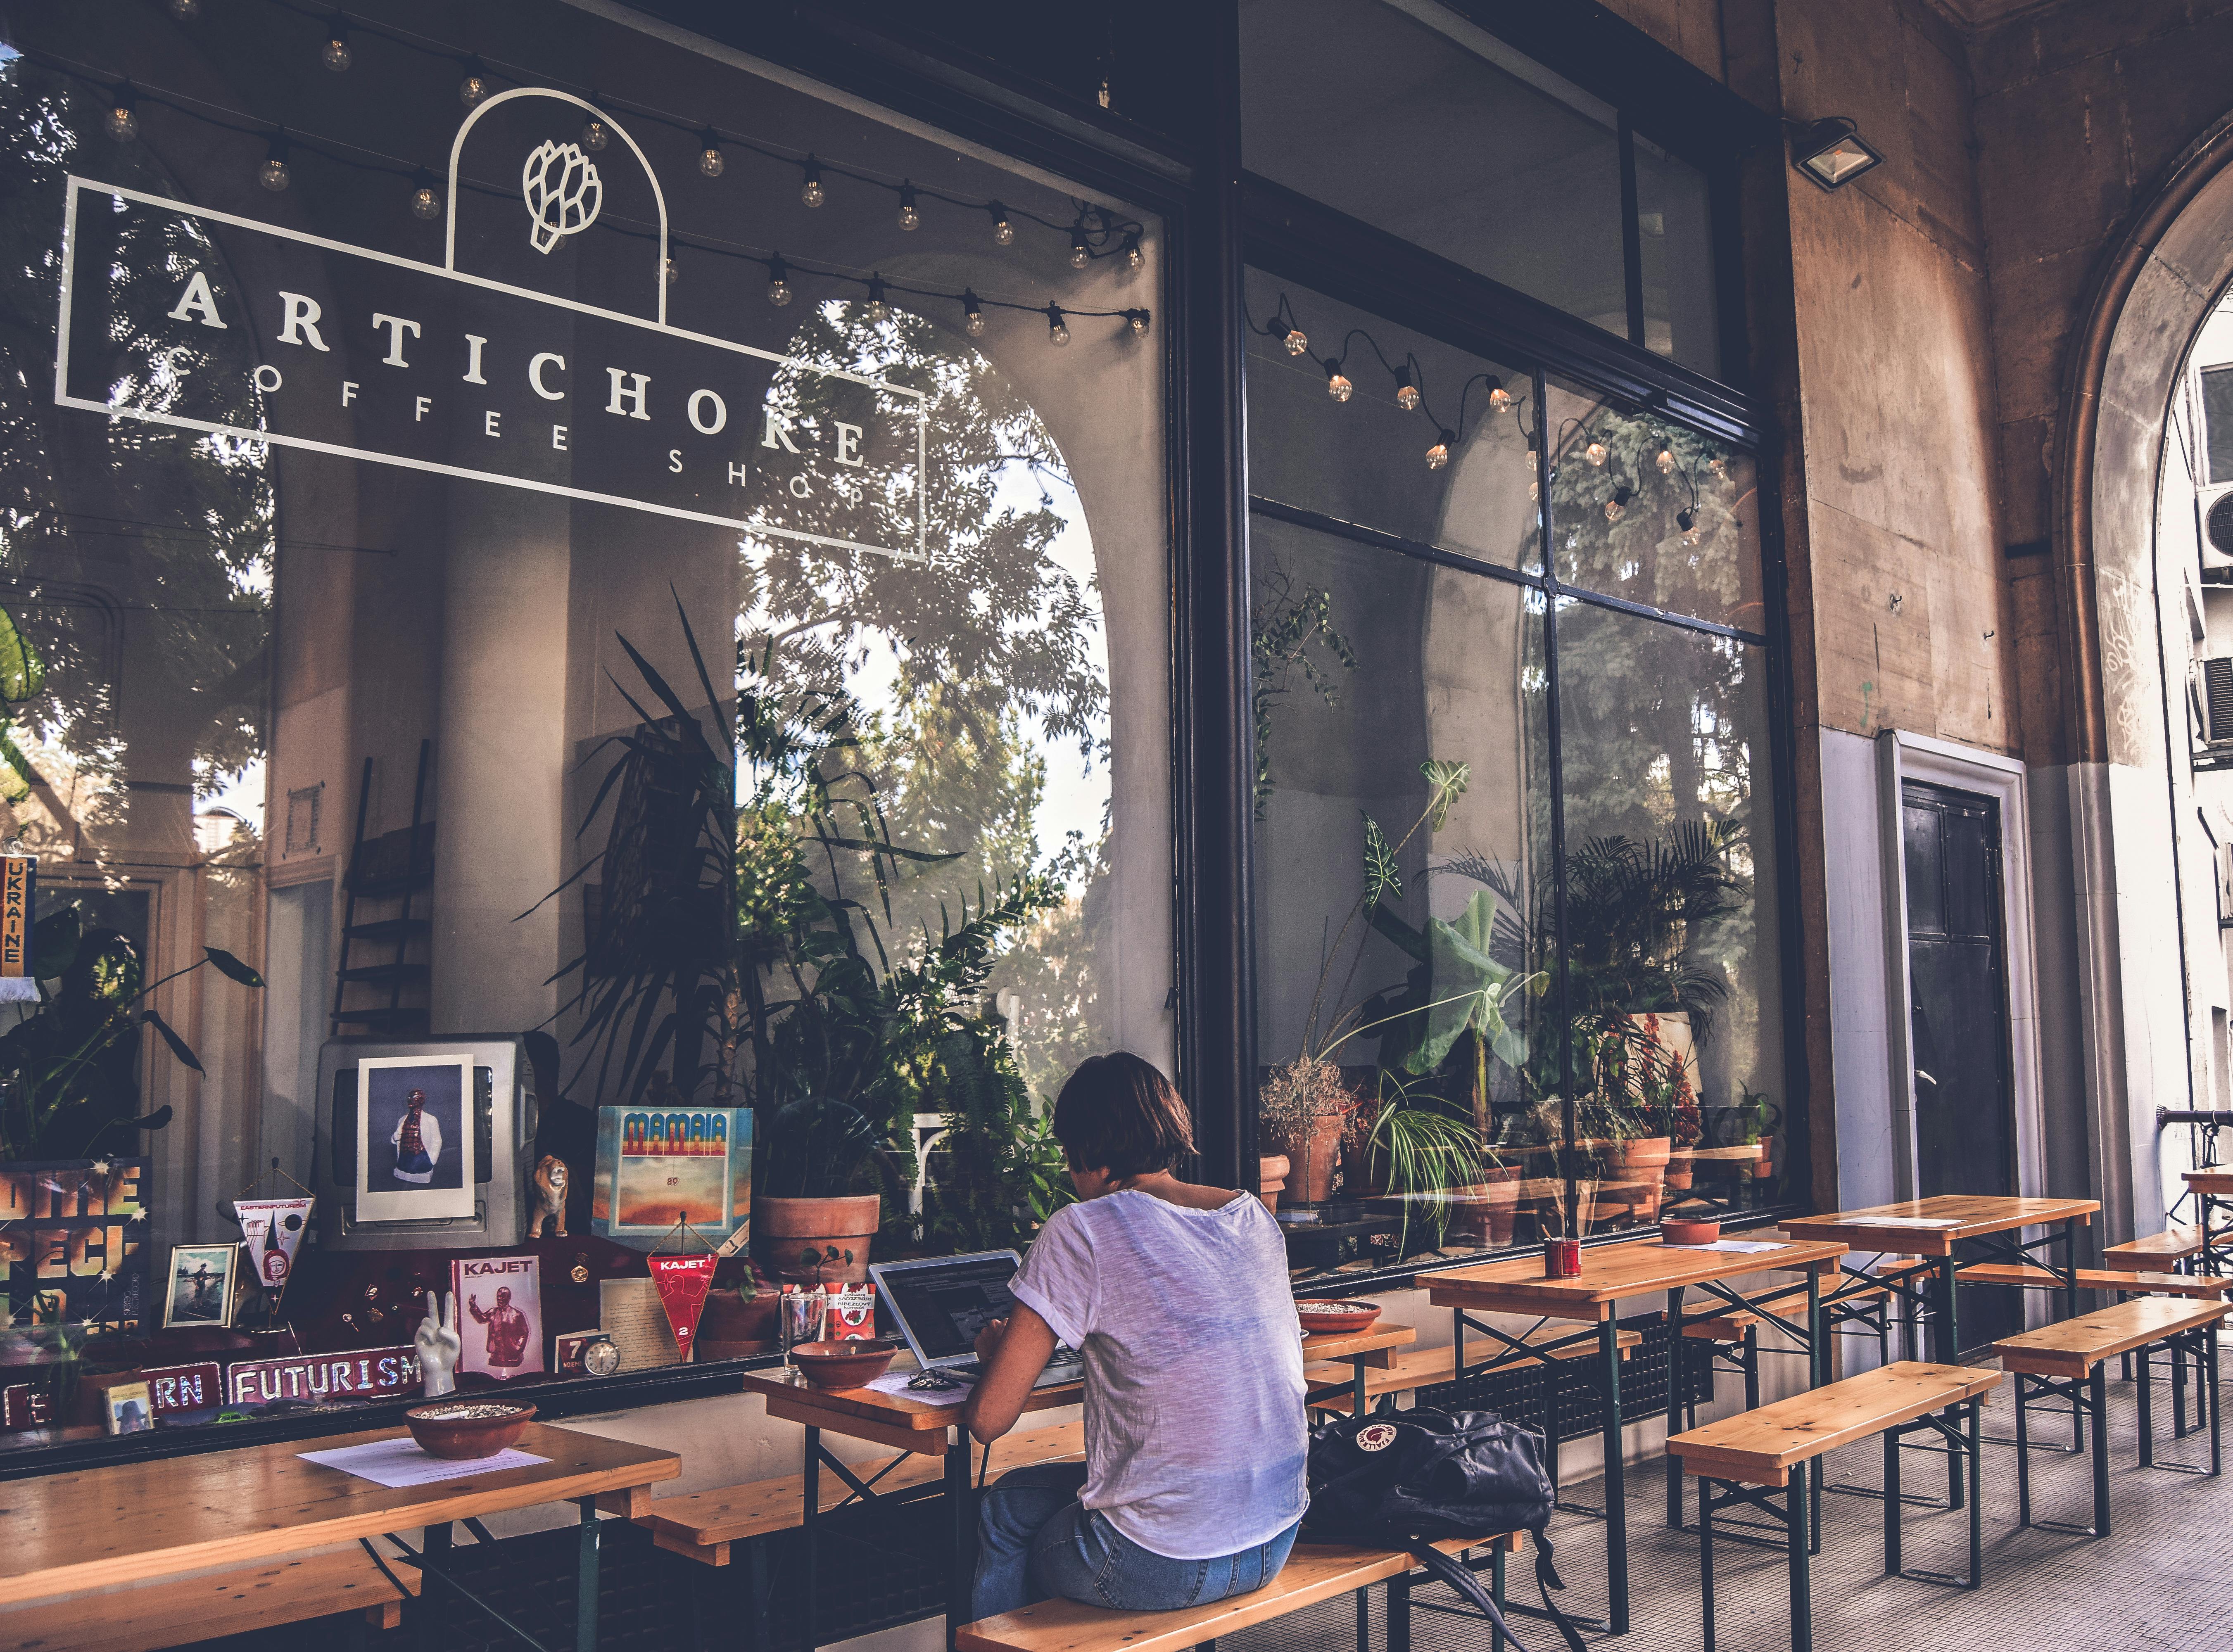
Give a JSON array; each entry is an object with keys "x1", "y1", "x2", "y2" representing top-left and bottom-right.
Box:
[
  {"x1": 590, "y1": 1106, "x2": 751, "y2": 1251},
  {"x1": 103, "y1": 1379, "x2": 153, "y2": 1436},
  {"x1": 354, "y1": 1054, "x2": 476, "y2": 1222},
  {"x1": 453, "y1": 1254, "x2": 544, "y2": 1379},
  {"x1": 162, "y1": 1242, "x2": 243, "y2": 1329}
]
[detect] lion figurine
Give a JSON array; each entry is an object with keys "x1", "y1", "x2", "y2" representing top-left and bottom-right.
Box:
[{"x1": 530, "y1": 1155, "x2": 569, "y2": 1239}]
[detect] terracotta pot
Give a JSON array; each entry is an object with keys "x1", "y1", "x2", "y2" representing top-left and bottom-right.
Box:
[
  {"x1": 758, "y1": 1194, "x2": 881, "y2": 1284},
  {"x1": 1665, "y1": 1151, "x2": 1695, "y2": 1191},
  {"x1": 1271, "y1": 1111, "x2": 1348, "y2": 1204},
  {"x1": 1258, "y1": 1154, "x2": 1290, "y2": 1213},
  {"x1": 696, "y1": 1288, "x2": 780, "y2": 1360},
  {"x1": 1449, "y1": 1166, "x2": 1522, "y2": 1248},
  {"x1": 1614, "y1": 1136, "x2": 1672, "y2": 1222}
]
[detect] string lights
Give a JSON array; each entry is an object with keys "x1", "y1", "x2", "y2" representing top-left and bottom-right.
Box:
[{"x1": 13, "y1": 28, "x2": 1155, "y2": 350}]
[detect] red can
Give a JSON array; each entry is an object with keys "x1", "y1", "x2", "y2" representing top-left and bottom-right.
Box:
[{"x1": 1544, "y1": 1238, "x2": 1583, "y2": 1279}]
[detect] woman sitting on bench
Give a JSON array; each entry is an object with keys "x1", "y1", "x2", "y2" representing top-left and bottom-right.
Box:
[{"x1": 962, "y1": 1052, "x2": 1307, "y2": 1620}]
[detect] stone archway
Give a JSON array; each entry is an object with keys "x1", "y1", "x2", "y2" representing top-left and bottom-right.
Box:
[{"x1": 2050, "y1": 109, "x2": 2233, "y2": 1242}]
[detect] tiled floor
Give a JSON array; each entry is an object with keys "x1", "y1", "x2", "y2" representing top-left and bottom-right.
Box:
[{"x1": 1225, "y1": 1359, "x2": 2228, "y2": 1651}]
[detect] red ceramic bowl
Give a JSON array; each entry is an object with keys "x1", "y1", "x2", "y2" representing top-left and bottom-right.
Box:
[
  {"x1": 1296, "y1": 1299, "x2": 1383, "y2": 1336},
  {"x1": 791, "y1": 1340, "x2": 899, "y2": 1390},
  {"x1": 405, "y1": 1400, "x2": 536, "y2": 1459},
  {"x1": 1660, "y1": 1218, "x2": 1723, "y2": 1245}
]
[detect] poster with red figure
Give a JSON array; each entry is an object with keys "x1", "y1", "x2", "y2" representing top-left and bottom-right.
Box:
[{"x1": 453, "y1": 1254, "x2": 544, "y2": 1379}]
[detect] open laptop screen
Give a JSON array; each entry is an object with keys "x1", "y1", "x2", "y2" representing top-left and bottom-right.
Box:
[{"x1": 883, "y1": 1254, "x2": 1021, "y2": 1360}]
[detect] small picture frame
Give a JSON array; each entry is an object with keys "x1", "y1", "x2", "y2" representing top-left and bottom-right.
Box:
[
  {"x1": 163, "y1": 1243, "x2": 244, "y2": 1329},
  {"x1": 103, "y1": 1379, "x2": 153, "y2": 1436},
  {"x1": 354, "y1": 1054, "x2": 477, "y2": 1222}
]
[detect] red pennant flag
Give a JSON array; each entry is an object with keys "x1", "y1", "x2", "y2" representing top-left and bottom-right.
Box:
[{"x1": 647, "y1": 1252, "x2": 718, "y2": 1361}]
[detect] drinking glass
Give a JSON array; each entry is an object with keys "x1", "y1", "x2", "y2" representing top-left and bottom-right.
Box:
[{"x1": 780, "y1": 1289, "x2": 826, "y2": 1375}]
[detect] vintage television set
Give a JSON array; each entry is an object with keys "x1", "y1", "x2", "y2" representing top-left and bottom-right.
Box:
[{"x1": 314, "y1": 1035, "x2": 539, "y2": 1251}]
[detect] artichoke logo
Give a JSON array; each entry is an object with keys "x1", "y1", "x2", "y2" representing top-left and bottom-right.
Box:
[{"x1": 521, "y1": 139, "x2": 602, "y2": 254}]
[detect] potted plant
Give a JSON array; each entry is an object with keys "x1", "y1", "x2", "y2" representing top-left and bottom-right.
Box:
[
  {"x1": 1257, "y1": 1056, "x2": 1354, "y2": 1205},
  {"x1": 757, "y1": 1096, "x2": 882, "y2": 1284}
]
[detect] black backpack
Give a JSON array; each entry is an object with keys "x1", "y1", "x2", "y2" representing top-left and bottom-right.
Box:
[{"x1": 1303, "y1": 1405, "x2": 1585, "y2": 1652}]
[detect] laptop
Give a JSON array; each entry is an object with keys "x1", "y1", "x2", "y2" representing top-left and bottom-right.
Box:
[{"x1": 870, "y1": 1250, "x2": 1085, "y2": 1389}]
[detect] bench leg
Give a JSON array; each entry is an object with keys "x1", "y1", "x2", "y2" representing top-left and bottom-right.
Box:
[
  {"x1": 1966, "y1": 1399, "x2": 1983, "y2": 1590},
  {"x1": 1882, "y1": 1425, "x2": 1902, "y2": 1574},
  {"x1": 1667, "y1": 1289, "x2": 1684, "y2": 1530},
  {"x1": 804, "y1": 1425, "x2": 820, "y2": 1652},
  {"x1": 1384, "y1": 1569, "x2": 1409, "y2": 1652},
  {"x1": 2139, "y1": 1341, "x2": 2155, "y2": 1467},
  {"x1": 577, "y1": 1496, "x2": 601, "y2": 1652},
  {"x1": 1699, "y1": 1478, "x2": 1716, "y2": 1652},
  {"x1": 1355, "y1": 1585, "x2": 1368, "y2": 1652},
  {"x1": 2174, "y1": 1338, "x2": 2189, "y2": 1440},
  {"x1": 2211, "y1": 1317, "x2": 2224, "y2": 1476},
  {"x1": 1492, "y1": 1543, "x2": 1506, "y2": 1613},
  {"x1": 750, "y1": 1538, "x2": 771, "y2": 1652},
  {"x1": 1786, "y1": 1460, "x2": 1812, "y2": 1652},
  {"x1": 1744, "y1": 1325, "x2": 1760, "y2": 1411},
  {"x1": 2090, "y1": 1363, "x2": 2112, "y2": 1538},
  {"x1": 1599, "y1": 1318, "x2": 1629, "y2": 1636},
  {"x1": 2014, "y1": 1375, "x2": 2032, "y2": 1529}
]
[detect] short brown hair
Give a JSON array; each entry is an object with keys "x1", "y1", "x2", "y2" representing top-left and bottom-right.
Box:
[{"x1": 1051, "y1": 1053, "x2": 1196, "y2": 1179}]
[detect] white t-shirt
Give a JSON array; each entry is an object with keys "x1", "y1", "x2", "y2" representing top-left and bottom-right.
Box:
[{"x1": 1009, "y1": 1189, "x2": 1307, "y2": 1559}]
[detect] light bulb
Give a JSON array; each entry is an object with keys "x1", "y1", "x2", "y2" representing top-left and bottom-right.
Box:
[
  {"x1": 1046, "y1": 305, "x2": 1069, "y2": 347},
  {"x1": 767, "y1": 256, "x2": 791, "y2": 307},
  {"x1": 1708, "y1": 455, "x2": 1728, "y2": 481},
  {"x1": 1070, "y1": 229, "x2": 1090, "y2": 269},
  {"x1": 1427, "y1": 432, "x2": 1452, "y2": 470},
  {"x1": 582, "y1": 115, "x2": 609, "y2": 152},
  {"x1": 963, "y1": 291, "x2": 985, "y2": 336},
  {"x1": 1604, "y1": 492, "x2": 1627, "y2": 523},
  {"x1": 1281, "y1": 325, "x2": 1308, "y2": 357},
  {"x1": 410, "y1": 178, "x2": 442, "y2": 221},
  {"x1": 1127, "y1": 310, "x2": 1150, "y2": 337},
  {"x1": 1677, "y1": 507, "x2": 1701, "y2": 546},
  {"x1": 1528, "y1": 477, "x2": 1539, "y2": 501},
  {"x1": 1584, "y1": 441, "x2": 1607, "y2": 467},
  {"x1": 105, "y1": 99, "x2": 137, "y2": 143},
  {"x1": 865, "y1": 278, "x2": 888, "y2": 322},
  {"x1": 1656, "y1": 448, "x2": 1676, "y2": 475},
  {"x1": 1685, "y1": 524, "x2": 1704, "y2": 546},
  {"x1": 1487, "y1": 377, "x2": 1512, "y2": 412},
  {"x1": 168, "y1": 0, "x2": 201, "y2": 17},
  {"x1": 699, "y1": 133, "x2": 725, "y2": 178},
  {"x1": 323, "y1": 31, "x2": 352, "y2": 72},
  {"x1": 664, "y1": 257, "x2": 679, "y2": 287},
  {"x1": 1326, "y1": 363, "x2": 1352, "y2": 403},
  {"x1": 259, "y1": 138, "x2": 290, "y2": 192},
  {"x1": 459, "y1": 61, "x2": 488, "y2": 107},
  {"x1": 1123, "y1": 233, "x2": 1143, "y2": 271},
  {"x1": 1395, "y1": 371, "x2": 1420, "y2": 413},
  {"x1": 990, "y1": 203, "x2": 1014, "y2": 245},
  {"x1": 801, "y1": 157, "x2": 824, "y2": 208},
  {"x1": 897, "y1": 184, "x2": 920, "y2": 231}
]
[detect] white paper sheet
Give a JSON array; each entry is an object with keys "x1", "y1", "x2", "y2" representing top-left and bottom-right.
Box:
[
  {"x1": 1860, "y1": 1217, "x2": 1965, "y2": 1228},
  {"x1": 862, "y1": 1368, "x2": 972, "y2": 1406},
  {"x1": 1663, "y1": 1239, "x2": 1787, "y2": 1253},
  {"x1": 298, "y1": 1438, "x2": 549, "y2": 1487}
]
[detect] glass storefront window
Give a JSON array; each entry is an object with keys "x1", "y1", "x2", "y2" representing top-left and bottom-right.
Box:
[
  {"x1": 1634, "y1": 137, "x2": 1722, "y2": 375},
  {"x1": 0, "y1": 0, "x2": 1169, "y2": 1443}
]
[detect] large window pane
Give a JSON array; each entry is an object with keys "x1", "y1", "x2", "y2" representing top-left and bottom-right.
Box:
[
  {"x1": 1242, "y1": 0, "x2": 1627, "y2": 335},
  {"x1": 1245, "y1": 272, "x2": 1539, "y2": 571},
  {"x1": 1635, "y1": 138, "x2": 1722, "y2": 377},
  {"x1": 1545, "y1": 381, "x2": 1764, "y2": 632},
  {"x1": 1553, "y1": 600, "x2": 1785, "y2": 1218}
]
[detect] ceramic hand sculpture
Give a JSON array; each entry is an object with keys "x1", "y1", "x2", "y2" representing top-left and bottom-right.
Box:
[{"x1": 415, "y1": 1290, "x2": 463, "y2": 1397}]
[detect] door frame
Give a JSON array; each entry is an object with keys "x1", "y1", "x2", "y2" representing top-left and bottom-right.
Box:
[{"x1": 1876, "y1": 730, "x2": 2047, "y2": 1203}]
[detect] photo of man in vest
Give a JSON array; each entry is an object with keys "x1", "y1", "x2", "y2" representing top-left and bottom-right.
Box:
[{"x1": 389, "y1": 1087, "x2": 443, "y2": 1186}]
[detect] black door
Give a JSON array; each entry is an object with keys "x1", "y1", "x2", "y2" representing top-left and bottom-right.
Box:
[{"x1": 1902, "y1": 781, "x2": 2020, "y2": 1349}]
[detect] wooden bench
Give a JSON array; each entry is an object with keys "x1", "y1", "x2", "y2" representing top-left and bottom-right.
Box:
[
  {"x1": 1956, "y1": 1261, "x2": 2228, "y2": 1298},
  {"x1": 636, "y1": 1420, "x2": 1087, "y2": 1567},
  {"x1": 956, "y1": 1533, "x2": 1524, "y2": 1652},
  {"x1": 1302, "y1": 1329, "x2": 1641, "y2": 1416},
  {"x1": 1, "y1": 1545, "x2": 420, "y2": 1652},
  {"x1": 1668, "y1": 1361, "x2": 2002, "y2": 1652},
  {"x1": 1989, "y1": 1295, "x2": 2227, "y2": 1537},
  {"x1": 2100, "y1": 1225, "x2": 2208, "y2": 1271}
]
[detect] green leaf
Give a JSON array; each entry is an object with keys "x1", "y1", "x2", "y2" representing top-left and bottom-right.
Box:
[
  {"x1": 1420, "y1": 760, "x2": 1471, "y2": 831},
  {"x1": 1361, "y1": 813, "x2": 1401, "y2": 908},
  {"x1": 141, "y1": 1009, "x2": 205, "y2": 1074},
  {"x1": 202, "y1": 947, "x2": 266, "y2": 989},
  {"x1": 0, "y1": 607, "x2": 45, "y2": 704},
  {"x1": 32, "y1": 905, "x2": 81, "y2": 978},
  {"x1": 1408, "y1": 891, "x2": 1526, "y2": 1073}
]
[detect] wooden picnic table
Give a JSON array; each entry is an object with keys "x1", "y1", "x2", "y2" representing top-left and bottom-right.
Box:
[
  {"x1": 1426, "y1": 1236, "x2": 1846, "y2": 1635},
  {"x1": 2184, "y1": 1169, "x2": 2233, "y2": 1274},
  {"x1": 0, "y1": 1422, "x2": 679, "y2": 1650},
  {"x1": 739, "y1": 1322, "x2": 1417, "y2": 1650}
]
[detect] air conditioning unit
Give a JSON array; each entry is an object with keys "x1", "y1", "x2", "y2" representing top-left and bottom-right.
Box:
[
  {"x1": 2205, "y1": 483, "x2": 2233, "y2": 572},
  {"x1": 2200, "y1": 655, "x2": 2233, "y2": 744}
]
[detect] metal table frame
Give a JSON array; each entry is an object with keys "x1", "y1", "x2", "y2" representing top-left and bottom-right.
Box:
[{"x1": 366, "y1": 1503, "x2": 608, "y2": 1652}]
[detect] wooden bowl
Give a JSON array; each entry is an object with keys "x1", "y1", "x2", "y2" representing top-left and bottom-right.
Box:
[
  {"x1": 1296, "y1": 1298, "x2": 1383, "y2": 1336},
  {"x1": 404, "y1": 1400, "x2": 536, "y2": 1459},
  {"x1": 1660, "y1": 1218, "x2": 1723, "y2": 1246},
  {"x1": 791, "y1": 1340, "x2": 899, "y2": 1390}
]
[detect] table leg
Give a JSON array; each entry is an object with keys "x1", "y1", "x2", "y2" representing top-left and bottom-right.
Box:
[
  {"x1": 1600, "y1": 1316, "x2": 1628, "y2": 1635},
  {"x1": 1936, "y1": 1257, "x2": 1964, "y2": 1510},
  {"x1": 1665, "y1": 1287, "x2": 1684, "y2": 1530},
  {"x1": 1699, "y1": 1480, "x2": 1716, "y2": 1652},
  {"x1": 1787, "y1": 1460, "x2": 1812, "y2": 1652},
  {"x1": 1882, "y1": 1426, "x2": 1901, "y2": 1574},
  {"x1": 1966, "y1": 1401, "x2": 1983, "y2": 1589},
  {"x1": 1806, "y1": 1270, "x2": 1824, "y2": 1542},
  {"x1": 948, "y1": 1429, "x2": 974, "y2": 1652},
  {"x1": 2139, "y1": 1342, "x2": 2155, "y2": 1467},
  {"x1": 1352, "y1": 1355, "x2": 1368, "y2": 1419},
  {"x1": 2064, "y1": 1219, "x2": 2085, "y2": 1451},
  {"x1": 2209, "y1": 1317, "x2": 2223, "y2": 1476},
  {"x1": 576, "y1": 1496, "x2": 601, "y2": 1652},
  {"x1": 804, "y1": 1424, "x2": 821, "y2": 1652},
  {"x1": 2090, "y1": 1363, "x2": 2112, "y2": 1536}
]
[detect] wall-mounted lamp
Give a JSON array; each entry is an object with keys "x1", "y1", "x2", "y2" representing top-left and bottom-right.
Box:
[{"x1": 1788, "y1": 116, "x2": 1882, "y2": 190}]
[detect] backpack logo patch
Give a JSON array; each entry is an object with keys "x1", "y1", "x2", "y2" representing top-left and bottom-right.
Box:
[{"x1": 1355, "y1": 1422, "x2": 1398, "y2": 1453}]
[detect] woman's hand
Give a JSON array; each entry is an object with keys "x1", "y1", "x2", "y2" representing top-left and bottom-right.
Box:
[
  {"x1": 973, "y1": 1316, "x2": 1009, "y2": 1365},
  {"x1": 960, "y1": 1305, "x2": 1059, "y2": 1443}
]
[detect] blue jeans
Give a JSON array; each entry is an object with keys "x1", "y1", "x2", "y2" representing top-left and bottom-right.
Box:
[{"x1": 970, "y1": 1462, "x2": 1300, "y2": 1622}]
